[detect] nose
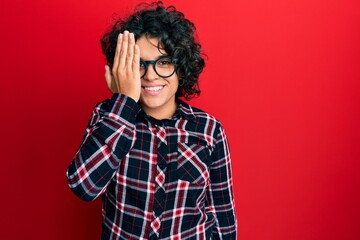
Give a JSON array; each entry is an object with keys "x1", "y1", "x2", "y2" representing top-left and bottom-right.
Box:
[{"x1": 143, "y1": 64, "x2": 159, "y2": 81}]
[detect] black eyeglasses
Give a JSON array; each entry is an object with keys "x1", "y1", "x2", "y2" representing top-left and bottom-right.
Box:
[{"x1": 140, "y1": 55, "x2": 178, "y2": 78}]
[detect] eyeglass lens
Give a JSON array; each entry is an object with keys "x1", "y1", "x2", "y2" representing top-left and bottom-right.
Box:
[{"x1": 140, "y1": 56, "x2": 176, "y2": 78}]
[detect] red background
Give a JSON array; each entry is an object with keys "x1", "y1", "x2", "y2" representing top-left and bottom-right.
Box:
[{"x1": 1, "y1": 0, "x2": 359, "y2": 239}]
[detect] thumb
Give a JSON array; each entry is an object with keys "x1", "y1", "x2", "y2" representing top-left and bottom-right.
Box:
[{"x1": 104, "y1": 65, "x2": 112, "y2": 89}]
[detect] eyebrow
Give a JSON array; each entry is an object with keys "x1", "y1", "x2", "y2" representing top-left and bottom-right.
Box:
[{"x1": 140, "y1": 55, "x2": 170, "y2": 61}]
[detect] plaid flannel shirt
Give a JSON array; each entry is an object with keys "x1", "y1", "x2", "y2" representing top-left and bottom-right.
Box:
[{"x1": 66, "y1": 94, "x2": 237, "y2": 240}]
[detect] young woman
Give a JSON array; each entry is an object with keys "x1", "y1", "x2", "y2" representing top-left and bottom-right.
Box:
[{"x1": 66, "y1": 2, "x2": 237, "y2": 239}]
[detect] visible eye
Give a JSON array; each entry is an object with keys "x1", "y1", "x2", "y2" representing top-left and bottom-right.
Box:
[{"x1": 157, "y1": 58, "x2": 172, "y2": 66}]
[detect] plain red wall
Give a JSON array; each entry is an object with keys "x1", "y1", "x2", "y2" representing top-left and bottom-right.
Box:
[{"x1": 0, "y1": 0, "x2": 359, "y2": 239}]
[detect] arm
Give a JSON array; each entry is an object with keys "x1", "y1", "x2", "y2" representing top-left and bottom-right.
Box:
[
  {"x1": 206, "y1": 124, "x2": 237, "y2": 239},
  {"x1": 67, "y1": 31, "x2": 141, "y2": 201},
  {"x1": 66, "y1": 94, "x2": 140, "y2": 201}
]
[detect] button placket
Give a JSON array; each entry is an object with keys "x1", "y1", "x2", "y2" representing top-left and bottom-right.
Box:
[{"x1": 151, "y1": 123, "x2": 168, "y2": 237}]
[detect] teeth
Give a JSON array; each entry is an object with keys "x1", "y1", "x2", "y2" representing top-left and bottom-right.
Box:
[{"x1": 144, "y1": 86, "x2": 163, "y2": 91}]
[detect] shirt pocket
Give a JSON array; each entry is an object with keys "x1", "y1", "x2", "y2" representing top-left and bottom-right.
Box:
[{"x1": 177, "y1": 142, "x2": 211, "y2": 186}]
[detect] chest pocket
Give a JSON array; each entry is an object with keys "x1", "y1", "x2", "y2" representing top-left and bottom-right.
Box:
[{"x1": 177, "y1": 142, "x2": 211, "y2": 186}]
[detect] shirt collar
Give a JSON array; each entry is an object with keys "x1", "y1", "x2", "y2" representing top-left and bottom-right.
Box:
[
  {"x1": 175, "y1": 99, "x2": 197, "y2": 122},
  {"x1": 137, "y1": 99, "x2": 197, "y2": 122}
]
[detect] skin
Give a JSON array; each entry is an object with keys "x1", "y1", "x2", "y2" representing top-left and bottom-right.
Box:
[
  {"x1": 105, "y1": 31, "x2": 141, "y2": 102},
  {"x1": 105, "y1": 31, "x2": 179, "y2": 119}
]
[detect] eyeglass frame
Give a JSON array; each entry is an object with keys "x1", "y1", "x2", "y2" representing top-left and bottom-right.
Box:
[{"x1": 139, "y1": 55, "x2": 178, "y2": 78}]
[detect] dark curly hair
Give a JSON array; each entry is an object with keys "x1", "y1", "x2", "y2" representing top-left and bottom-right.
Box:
[{"x1": 100, "y1": 1, "x2": 205, "y2": 100}]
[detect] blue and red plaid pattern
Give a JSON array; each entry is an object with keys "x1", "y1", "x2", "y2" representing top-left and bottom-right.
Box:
[{"x1": 66, "y1": 94, "x2": 237, "y2": 239}]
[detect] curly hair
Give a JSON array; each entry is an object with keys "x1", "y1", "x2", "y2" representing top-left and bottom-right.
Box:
[{"x1": 100, "y1": 1, "x2": 205, "y2": 100}]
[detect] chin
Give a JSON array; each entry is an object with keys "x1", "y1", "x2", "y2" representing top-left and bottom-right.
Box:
[{"x1": 140, "y1": 98, "x2": 163, "y2": 109}]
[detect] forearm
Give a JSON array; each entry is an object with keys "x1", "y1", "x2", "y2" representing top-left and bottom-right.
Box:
[{"x1": 66, "y1": 94, "x2": 140, "y2": 201}]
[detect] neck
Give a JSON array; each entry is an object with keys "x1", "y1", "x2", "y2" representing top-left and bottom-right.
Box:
[{"x1": 141, "y1": 102, "x2": 177, "y2": 120}]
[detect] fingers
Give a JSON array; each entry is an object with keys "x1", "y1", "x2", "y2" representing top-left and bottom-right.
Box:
[
  {"x1": 132, "y1": 44, "x2": 140, "y2": 74},
  {"x1": 112, "y1": 33, "x2": 122, "y2": 75},
  {"x1": 112, "y1": 31, "x2": 138, "y2": 74},
  {"x1": 119, "y1": 31, "x2": 129, "y2": 69},
  {"x1": 109, "y1": 30, "x2": 141, "y2": 101},
  {"x1": 126, "y1": 33, "x2": 135, "y2": 72}
]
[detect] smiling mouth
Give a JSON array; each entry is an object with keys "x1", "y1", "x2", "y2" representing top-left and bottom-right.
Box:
[{"x1": 142, "y1": 86, "x2": 164, "y2": 92}]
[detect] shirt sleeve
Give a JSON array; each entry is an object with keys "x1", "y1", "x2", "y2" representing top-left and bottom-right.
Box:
[
  {"x1": 66, "y1": 94, "x2": 141, "y2": 201},
  {"x1": 206, "y1": 123, "x2": 237, "y2": 239}
]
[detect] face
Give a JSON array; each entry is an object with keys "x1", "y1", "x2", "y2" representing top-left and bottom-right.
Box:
[{"x1": 136, "y1": 36, "x2": 179, "y2": 119}]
